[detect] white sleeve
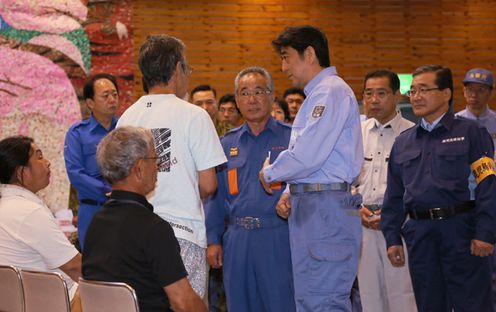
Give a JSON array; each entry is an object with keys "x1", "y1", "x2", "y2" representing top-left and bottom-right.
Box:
[
  {"x1": 188, "y1": 110, "x2": 227, "y2": 171},
  {"x1": 18, "y1": 207, "x2": 78, "y2": 270}
]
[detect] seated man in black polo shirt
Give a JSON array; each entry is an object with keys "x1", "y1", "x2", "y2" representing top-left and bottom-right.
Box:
[{"x1": 82, "y1": 126, "x2": 207, "y2": 312}]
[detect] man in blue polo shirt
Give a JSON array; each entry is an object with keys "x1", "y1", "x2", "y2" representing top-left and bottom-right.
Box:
[
  {"x1": 64, "y1": 73, "x2": 119, "y2": 249},
  {"x1": 382, "y1": 65, "x2": 496, "y2": 312},
  {"x1": 259, "y1": 25, "x2": 363, "y2": 311}
]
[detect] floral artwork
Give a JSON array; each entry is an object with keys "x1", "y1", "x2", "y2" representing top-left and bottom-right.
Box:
[{"x1": 0, "y1": 0, "x2": 134, "y2": 212}]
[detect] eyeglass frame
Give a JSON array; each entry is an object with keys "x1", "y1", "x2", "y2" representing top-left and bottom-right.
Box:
[
  {"x1": 362, "y1": 88, "x2": 393, "y2": 100},
  {"x1": 464, "y1": 84, "x2": 492, "y2": 94},
  {"x1": 237, "y1": 89, "x2": 272, "y2": 99},
  {"x1": 405, "y1": 87, "x2": 440, "y2": 98},
  {"x1": 180, "y1": 62, "x2": 193, "y2": 76},
  {"x1": 142, "y1": 156, "x2": 161, "y2": 164}
]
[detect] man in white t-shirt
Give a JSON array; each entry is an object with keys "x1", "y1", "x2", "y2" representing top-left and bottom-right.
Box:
[{"x1": 117, "y1": 34, "x2": 227, "y2": 298}]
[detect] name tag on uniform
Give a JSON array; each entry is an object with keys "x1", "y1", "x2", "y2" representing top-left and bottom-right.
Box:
[
  {"x1": 312, "y1": 105, "x2": 325, "y2": 118},
  {"x1": 441, "y1": 136, "x2": 465, "y2": 143}
]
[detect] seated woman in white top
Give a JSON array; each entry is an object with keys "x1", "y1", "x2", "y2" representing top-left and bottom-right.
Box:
[{"x1": 0, "y1": 136, "x2": 82, "y2": 301}]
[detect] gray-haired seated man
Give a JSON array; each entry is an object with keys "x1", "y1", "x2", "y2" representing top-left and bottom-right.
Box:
[{"x1": 82, "y1": 126, "x2": 207, "y2": 312}]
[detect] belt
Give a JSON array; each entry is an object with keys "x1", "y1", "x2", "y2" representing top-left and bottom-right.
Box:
[
  {"x1": 363, "y1": 204, "x2": 382, "y2": 212},
  {"x1": 407, "y1": 201, "x2": 475, "y2": 220},
  {"x1": 80, "y1": 199, "x2": 106, "y2": 206},
  {"x1": 289, "y1": 182, "x2": 350, "y2": 194},
  {"x1": 229, "y1": 216, "x2": 285, "y2": 230}
]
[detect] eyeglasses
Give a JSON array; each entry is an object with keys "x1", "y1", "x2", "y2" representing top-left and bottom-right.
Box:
[
  {"x1": 181, "y1": 62, "x2": 193, "y2": 76},
  {"x1": 406, "y1": 87, "x2": 439, "y2": 97},
  {"x1": 363, "y1": 89, "x2": 391, "y2": 100},
  {"x1": 142, "y1": 156, "x2": 161, "y2": 164},
  {"x1": 238, "y1": 89, "x2": 272, "y2": 99},
  {"x1": 464, "y1": 85, "x2": 491, "y2": 94}
]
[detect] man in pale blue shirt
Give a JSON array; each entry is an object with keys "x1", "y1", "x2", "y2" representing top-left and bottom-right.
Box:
[
  {"x1": 456, "y1": 68, "x2": 495, "y2": 154},
  {"x1": 259, "y1": 25, "x2": 364, "y2": 311}
]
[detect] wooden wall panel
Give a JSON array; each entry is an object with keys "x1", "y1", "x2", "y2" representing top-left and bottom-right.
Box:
[{"x1": 133, "y1": 0, "x2": 496, "y2": 112}]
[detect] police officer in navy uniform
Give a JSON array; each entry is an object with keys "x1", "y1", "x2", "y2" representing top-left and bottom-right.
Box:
[
  {"x1": 206, "y1": 67, "x2": 295, "y2": 311},
  {"x1": 259, "y1": 26, "x2": 364, "y2": 311},
  {"x1": 382, "y1": 64, "x2": 496, "y2": 312}
]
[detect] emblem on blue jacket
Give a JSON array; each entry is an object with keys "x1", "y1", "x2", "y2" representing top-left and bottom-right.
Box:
[{"x1": 312, "y1": 105, "x2": 325, "y2": 118}]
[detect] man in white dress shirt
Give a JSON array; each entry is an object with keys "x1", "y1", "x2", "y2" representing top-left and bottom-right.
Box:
[{"x1": 356, "y1": 69, "x2": 417, "y2": 312}]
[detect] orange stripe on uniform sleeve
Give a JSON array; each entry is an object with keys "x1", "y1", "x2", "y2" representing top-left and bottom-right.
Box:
[
  {"x1": 270, "y1": 182, "x2": 282, "y2": 190},
  {"x1": 228, "y1": 168, "x2": 239, "y2": 195}
]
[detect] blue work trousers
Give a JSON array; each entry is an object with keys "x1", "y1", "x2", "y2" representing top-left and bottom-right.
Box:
[
  {"x1": 222, "y1": 222, "x2": 295, "y2": 312},
  {"x1": 402, "y1": 212, "x2": 493, "y2": 312},
  {"x1": 289, "y1": 190, "x2": 362, "y2": 311}
]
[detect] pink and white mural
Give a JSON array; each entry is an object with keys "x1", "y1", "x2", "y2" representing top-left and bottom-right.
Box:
[{"x1": 0, "y1": 0, "x2": 133, "y2": 212}]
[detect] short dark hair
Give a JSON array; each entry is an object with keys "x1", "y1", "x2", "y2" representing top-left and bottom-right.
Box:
[
  {"x1": 274, "y1": 97, "x2": 291, "y2": 122},
  {"x1": 83, "y1": 73, "x2": 118, "y2": 100},
  {"x1": 219, "y1": 93, "x2": 240, "y2": 113},
  {"x1": 0, "y1": 136, "x2": 33, "y2": 184},
  {"x1": 272, "y1": 25, "x2": 330, "y2": 68},
  {"x1": 283, "y1": 87, "x2": 306, "y2": 99},
  {"x1": 139, "y1": 34, "x2": 186, "y2": 90},
  {"x1": 413, "y1": 64, "x2": 453, "y2": 105},
  {"x1": 191, "y1": 84, "x2": 217, "y2": 98},
  {"x1": 363, "y1": 69, "x2": 400, "y2": 93}
]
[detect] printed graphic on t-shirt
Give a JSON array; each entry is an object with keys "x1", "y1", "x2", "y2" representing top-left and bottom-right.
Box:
[{"x1": 151, "y1": 128, "x2": 172, "y2": 172}]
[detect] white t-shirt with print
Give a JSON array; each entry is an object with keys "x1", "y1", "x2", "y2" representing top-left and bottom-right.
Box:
[{"x1": 117, "y1": 94, "x2": 227, "y2": 248}]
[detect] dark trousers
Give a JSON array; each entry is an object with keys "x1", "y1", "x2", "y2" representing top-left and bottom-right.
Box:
[{"x1": 402, "y1": 212, "x2": 493, "y2": 312}]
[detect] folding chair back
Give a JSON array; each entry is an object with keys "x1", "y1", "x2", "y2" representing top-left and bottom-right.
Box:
[
  {"x1": 0, "y1": 265, "x2": 25, "y2": 312},
  {"x1": 21, "y1": 270, "x2": 70, "y2": 312},
  {"x1": 79, "y1": 278, "x2": 140, "y2": 312}
]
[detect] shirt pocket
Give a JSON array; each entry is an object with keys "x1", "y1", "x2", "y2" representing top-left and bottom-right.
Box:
[
  {"x1": 434, "y1": 144, "x2": 469, "y2": 180},
  {"x1": 394, "y1": 149, "x2": 421, "y2": 179},
  {"x1": 82, "y1": 144, "x2": 99, "y2": 176},
  {"x1": 226, "y1": 156, "x2": 247, "y2": 196}
]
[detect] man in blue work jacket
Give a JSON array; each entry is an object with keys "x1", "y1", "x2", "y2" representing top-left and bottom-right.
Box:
[
  {"x1": 206, "y1": 66, "x2": 295, "y2": 312},
  {"x1": 259, "y1": 26, "x2": 364, "y2": 311},
  {"x1": 382, "y1": 64, "x2": 496, "y2": 312},
  {"x1": 64, "y1": 73, "x2": 119, "y2": 249}
]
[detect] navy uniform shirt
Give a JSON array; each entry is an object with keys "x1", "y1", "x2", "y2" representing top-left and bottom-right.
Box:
[
  {"x1": 64, "y1": 114, "x2": 117, "y2": 202},
  {"x1": 206, "y1": 118, "x2": 291, "y2": 245},
  {"x1": 382, "y1": 112, "x2": 496, "y2": 247}
]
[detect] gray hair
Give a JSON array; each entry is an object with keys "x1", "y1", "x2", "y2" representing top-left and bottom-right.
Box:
[
  {"x1": 97, "y1": 126, "x2": 154, "y2": 184},
  {"x1": 234, "y1": 66, "x2": 274, "y2": 94},
  {"x1": 139, "y1": 34, "x2": 186, "y2": 89}
]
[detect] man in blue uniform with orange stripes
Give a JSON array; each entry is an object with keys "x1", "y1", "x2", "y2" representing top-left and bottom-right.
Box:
[
  {"x1": 206, "y1": 67, "x2": 295, "y2": 312},
  {"x1": 382, "y1": 65, "x2": 496, "y2": 312}
]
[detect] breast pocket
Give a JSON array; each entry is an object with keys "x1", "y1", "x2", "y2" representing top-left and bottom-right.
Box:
[
  {"x1": 434, "y1": 144, "x2": 469, "y2": 180},
  {"x1": 82, "y1": 144, "x2": 99, "y2": 176},
  {"x1": 226, "y1": 157, "x2": 247, "y2": 196},
  {"x1": 394, "y1": 149, "x2": 421, "y2": 180}
]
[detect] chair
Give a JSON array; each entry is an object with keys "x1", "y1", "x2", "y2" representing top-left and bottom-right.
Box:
[
  {"x1": 79, "y1": 278, "x2": 140, "y2": 312},
  {"x1": 21, "y1": 270, "x2": 70, "y2": 312},
  {"x1": 0, "y1": 265, "x2": 25, "y2": 312}
]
